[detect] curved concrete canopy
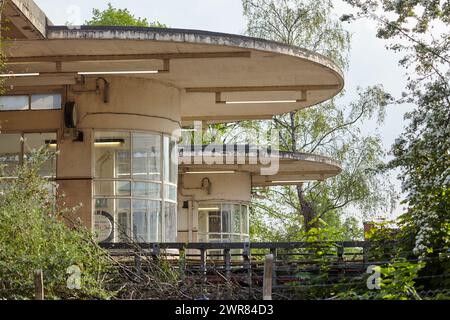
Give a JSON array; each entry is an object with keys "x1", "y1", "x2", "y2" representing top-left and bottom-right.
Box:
[
  {"x1": 4, "y1": 26, "x2": 344, "y2": 125},
  {"x1": 178, "y1": 145, "x2": 342, "y2": 187}
]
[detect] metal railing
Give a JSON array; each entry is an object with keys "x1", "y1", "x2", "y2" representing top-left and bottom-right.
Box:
[{"x1": 100, "y1": 241, "x2": 381, "y2": 284}]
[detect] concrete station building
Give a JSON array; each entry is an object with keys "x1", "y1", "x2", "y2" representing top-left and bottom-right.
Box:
[{"x1": 0, "y1": 0, "x2": 343, "y2": 244}]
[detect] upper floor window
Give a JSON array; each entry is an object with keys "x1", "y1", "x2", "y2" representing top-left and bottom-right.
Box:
[{"x1": 0, "y1": 94, "x2": 62, "y2": 111}]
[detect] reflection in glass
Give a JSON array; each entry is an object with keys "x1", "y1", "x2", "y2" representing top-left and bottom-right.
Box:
[
  {"x1": 132, "y1": 133, "x2": 161, "y2": 181},
  {"x1": 0, "y1": 95, "x2": 28, "y2": 111},
  {"x1": 31, "y1": 94, "x2": 62, "y2": 110},
  {"x1": 94, "y1": 131, "x2": 176, "y2": 243},
  {"x1": 94, "y1": 132, "x2": 130, "y2": 179},
  {"x1": 198, "y1": 203, "x2": 250, "y2": 242},
  {"x1": 23, "y1": 133, "x2": 57, "y2": 178},
  {"x1": 0, "y1": 134, "x2": 22, "y2": 177},
  {"x1": 164, "y1": 202, "x2": 177, "y2": 242}
]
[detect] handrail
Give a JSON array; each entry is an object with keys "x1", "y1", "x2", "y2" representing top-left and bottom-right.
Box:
[{"x1": 99, "y1": 241, "x2": 388, "y2": 250}]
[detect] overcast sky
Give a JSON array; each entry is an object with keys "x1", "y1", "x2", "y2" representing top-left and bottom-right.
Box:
[{"x1": 34, "y1": 0, "x2": 413, "y2": 218}]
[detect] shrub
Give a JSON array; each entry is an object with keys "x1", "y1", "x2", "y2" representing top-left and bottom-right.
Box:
[{"x1": 0, "y1": 147, "x2": 115, "y2": 299}]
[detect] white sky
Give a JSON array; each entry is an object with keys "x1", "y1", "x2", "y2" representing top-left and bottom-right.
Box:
[{"x1": 34, "y1": 0, "x2": 413, "y2": 218}]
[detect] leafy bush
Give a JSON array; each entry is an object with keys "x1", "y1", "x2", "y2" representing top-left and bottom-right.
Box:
[{"x1": 0, "y1": 148, "x2": 115, "y2": 299}]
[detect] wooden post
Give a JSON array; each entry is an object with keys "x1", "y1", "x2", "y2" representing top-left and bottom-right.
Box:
[
  {"x1": 337, "y1": 245, "x2": 344, "y2": 280},
  {"x1": 224, "y1": 248, "x2": 231, "y2": 280},
  {"x1": 243, "y1": 243, "x2": 252, "y2": 287},
  {"x1": 34, "y1": 269, "x2": 44, "y2": 300},
  {"x1": 270, "y1": 248, "x2": 277, "y2": 287},
  {"x1": 200, "y1": 248, "x2": 207, "y2": 277},
  {"x1": 263, "y1": 254, "x2": 274, "y2": 301}
]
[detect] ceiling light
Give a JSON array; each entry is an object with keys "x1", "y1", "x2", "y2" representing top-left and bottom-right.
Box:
[
  {"x1": 78, "y1": 70, "x2": 159, "y2": 75},
  {"x1": 45, "y1": 140, "x2": 57, "y2": 148},
  {"x1": 94, "y1": 138, "x2": 125, "y2": 147},
  {"x1": 186, "y1": 171, "x2": 236, "y2": 174},
  {"x1": 198, "y1": 207, "x2": 220, "y2": 212},
  {"x1": 0, "y1": 72, "x2": 40, "y2": 77},
  {"x1": 270, "y1": 180, "x2": 312, "y2": 184},
  {"x1": 225, "y1": 100, "x2": 299, "y2": 104}
]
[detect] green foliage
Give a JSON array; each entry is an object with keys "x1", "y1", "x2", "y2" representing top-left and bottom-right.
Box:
[
  {"x1": 243, "y1": 0, "x2": 351, "y2": 69},
  {"x1": 85, "y1": 2, "x2": 166, "y2": 28},
  {"x1": 342, "y1": 0, "x2": 450, "y2": 296},
  {"x1": 236, "y1": 0, "x2": 398, "y2": 239},
  {"x1": 0, "y1": 1, "x2": 6, "y2": 95},
  {"x1": 0, "y1": 148, "x2": 115, "y2": 299},
  {"x1": 377, "y1": 259, "x2": 424, "y2": 300}
]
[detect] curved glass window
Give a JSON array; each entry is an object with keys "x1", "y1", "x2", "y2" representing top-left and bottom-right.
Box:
[
  {"x1": 93, "y1": 131, "x2": 177, "y2": 243},
  {"x1": 198, "y1": 203, "x2": 249, "y2": 243}
]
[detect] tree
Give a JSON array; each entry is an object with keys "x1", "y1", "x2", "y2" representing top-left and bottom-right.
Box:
[
  {"x1": 85, "y1": 2, "x2": 167, "y2": 28},
  {"x1": 240, "y1": 0, "x2": 395, "y2": 238},
  {"x1": 342, "y1": 0, "x2": 450, "y2": 293}
]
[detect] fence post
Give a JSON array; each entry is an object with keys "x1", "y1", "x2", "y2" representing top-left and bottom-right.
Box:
[
  {"x1": 263, "y1": 254, "x2": 274, "y2": 300},
  {"x1": 224, "y1": 248, "x2": 231, "y2": 280},
  {"x1": 243, "y1": 243, "x2": 252, "y2": 287},
  {"x1": 200, "y1": 247, "x2": 207, "y2": 280},
  {"x1": 336, "y1": 245, "x2": 344, "y2": 280},
  {"x1": 34, "y1": 269, "x2": 44, "y2": 300},
  {"x1": 270, "y1": 248, "x2": 277, "y2": 287}
]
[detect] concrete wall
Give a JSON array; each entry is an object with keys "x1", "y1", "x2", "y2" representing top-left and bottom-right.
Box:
[
  {"x1": 72, "y1": 77, "x2": 181, "y2": 136},
  {"x1": 1, "y1": 77, "x2": 182, "y2": 232}
]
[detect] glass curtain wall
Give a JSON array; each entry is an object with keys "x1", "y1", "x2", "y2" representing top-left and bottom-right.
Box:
[
  {"x1": 198, "y1": 203, "x2": 249, "y2": 243},
  {"x1": 93, "y1": 131, "x2": 177, "y2": 243}
]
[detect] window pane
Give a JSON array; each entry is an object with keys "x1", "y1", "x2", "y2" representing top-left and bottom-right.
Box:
[
  {"x1": 221, "y1": 204, "x2": 231, "y2": 233},
  {"x1": 133, "y1": 201, "x2": 149, "y2": 243},
  {"x1": 164, "y1": 202, "x2": 177, "y2": 242},
  {"x1": 117, "y1": 199, "x2": 131, "y2": 242},
  {"x1": 132, "y1": 133, "x2": 161, "y2": 180},
  {"x1": 232, "y1": 204, "x2": 241, "y2": 234},
  {"x1": 0, "y1": 96, "x2": 28, "y2": 111},
  {"x1": 164, "y1": 184, "x2": 177, "y2": 201},
  {"x1": 163, "y1": 136, "x2": 178, "y2": 184},
  {"x1": 132, "y1": 200, "x2": 161, "y2": 242},
  {"x1": 31, "y1": 94, "x2": 62, "y2": 110},
  {"x1": 23, "y1": 133, "x2": 57, "y2": 178},
  {"x1": 169, "y1": 139, "x2": 177, "y2": 184},
  {"x1": 209, "y1": 212, "x2": 221, "y2": 233},
  {"x1": 0, "y1": 133, "x2": 21, "y2": 177},
  {"x1": 116, "y1": 181, "x2": 131, "y2": 196},
  {"x1": 242, "y1": 205, "x2": 249, "y2": 235},
  {"x1": 94, "y1": 200, "x2": 115, "y2": 243},
  {"x1": 95, "y1": 132, "x2": 130, "y2": 179},
  {"x1": 94, "y1": 181, "x2": 114, "y2": 196},
  {"x1": 198, "y1": 211, "x2": 207, "y2": 235},
  {"x1": 148, "y1": 200, "x2": 161, "y2": 242},
  {"x1": 132, "y1": 182, "x2": 160, "y2": 199}
]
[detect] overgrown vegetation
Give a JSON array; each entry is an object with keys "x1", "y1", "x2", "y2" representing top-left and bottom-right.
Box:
[
  {"x1": 0, "y1": 148, "x2": 115, "y2": 299},
  {"x1": 340, "y1": 0, "x2": 450, "y2": 299}
]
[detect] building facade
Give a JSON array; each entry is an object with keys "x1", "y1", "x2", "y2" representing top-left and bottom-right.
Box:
[{"x1": 0, "y1": 0, "x2": 344, "y2": 244}]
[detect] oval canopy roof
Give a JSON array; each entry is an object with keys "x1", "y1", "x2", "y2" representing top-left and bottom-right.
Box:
[
  {"x1": 4, "y1": 25, "x2": 344, "y2": 125},
  {"x1": 178, "y1": 145, "x2": 342, "y2": 187}
]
